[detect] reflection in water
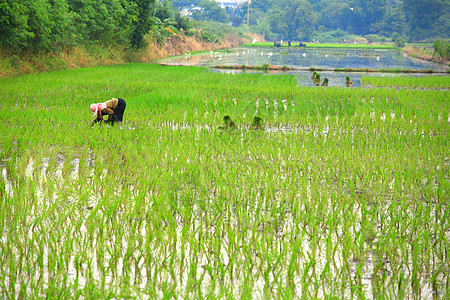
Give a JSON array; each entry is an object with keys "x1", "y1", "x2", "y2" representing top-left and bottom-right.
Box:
[{"x1": 162, "y1": 47, "x2": 449, "y2": 87}]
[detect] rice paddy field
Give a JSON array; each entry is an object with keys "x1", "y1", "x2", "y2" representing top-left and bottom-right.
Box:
[
  {"x1": 244, "y1": 42, "x2": 399, "y2": 50},
  {"x1": 0, "y1": 64, "x2": 449, "y2": 299}
]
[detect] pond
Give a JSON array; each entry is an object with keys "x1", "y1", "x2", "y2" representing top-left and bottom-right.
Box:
[{"x1": 162, "y1": 47, "x2": 449, "y2": 87}]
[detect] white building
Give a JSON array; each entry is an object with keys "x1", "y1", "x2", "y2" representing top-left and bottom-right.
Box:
[{"x1": 216, "y1": 0, "x2": 247, "y2": 8}]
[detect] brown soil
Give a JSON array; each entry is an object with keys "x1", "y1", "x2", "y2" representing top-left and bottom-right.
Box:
[
  {"x1": 131, "y1": 33, "x2": 256, "y2": 62},
  {"x1": 403, "y1": 45, "x2": 449, "y2": 66},
  {"x1": 0, "y1": 32, "x2": 262, "y2": 78}
]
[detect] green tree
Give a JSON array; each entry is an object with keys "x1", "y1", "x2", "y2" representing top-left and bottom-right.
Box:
[
  {"x1": 0, "y1": 0, "x2": 54, "y2": 52},
  {"x1": 251, "y1": 0, "x2": 275, "y2": 13},
  {"x1": 153, "y1": 0, "x2": 174, "y2": 22},
  {"x1": 432, "y1": 38, "x2": 450, "y2": 60},
  {"x1": 0, "y1": 0, "x2": 34, "y2": 51},
  {"x1": 375, "y1": 5, "x2": 406, "y2": 37},
  {"x1": 267, "y1": 6, "x2": 287, "y2": 39},
  {"x1": 191, "y1": 0, "x2": 228, "y2": 23},
  {"x1": 68, "y1": 0, "x2": 132, "y2": 43},
  {"x1": 48, "y1": 0, "x2": 77, "y2": 49},
  {"x1": 173, "y1": 9, "x2": 192, "y2": 32},
  {"x1": 226, "y1": 5, "x2": 244, "y2": 28},
  {"x1": 266, "y1": 0, "x2": 316, "y2": 41},
  {"x1": 292, "y1": 0, "x2": 316, "y2": 40},
  {"x1": 403, "y1": 0, "x2": 448, "y2": 40},
  {"x1": 319, "y1": 1, "x2": 352, "y2": 32},
  {"x1": 347, "y1": 0, "x2": 387, "y2": 35},
  {"x1": 130, "y1": 0, "x2": 154, "y2": 48}
]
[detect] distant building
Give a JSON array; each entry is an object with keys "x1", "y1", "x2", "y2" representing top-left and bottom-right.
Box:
[{"x1": 216, "y1": 0, "x2": 247, "y2": 8}]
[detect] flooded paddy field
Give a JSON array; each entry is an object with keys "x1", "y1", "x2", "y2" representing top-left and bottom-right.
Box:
[
  {"x1": 163, "y1": 47, "x2": 449, "y2": 87},
  {"x1": 0, "y1": 64, "x2": 449, "y2": 298}
]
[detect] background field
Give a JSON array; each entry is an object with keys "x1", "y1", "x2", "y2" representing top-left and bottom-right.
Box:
[
  {"x1": 0, "y1": 64, "x2": 449, "y2": 298},
  {"x1": 244, "y1": 42, "x2": 400, "y2": 50}
]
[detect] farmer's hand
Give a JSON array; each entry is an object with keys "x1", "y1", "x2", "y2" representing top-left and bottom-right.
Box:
[{"x1": 91, "y1": 118, "x2": 102, "y2": 126}]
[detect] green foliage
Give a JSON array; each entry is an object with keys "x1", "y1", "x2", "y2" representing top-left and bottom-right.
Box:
[
  {"x1": 364, "y1": 34, "x2": 390, "y2": 44},
  {"x1": 0, "y1": 0, "x2": 193, "y2": 52},
  {"x1": 432, "y1": 39, "x2": 450, "y2": 59},
  {"x1": 0, "y1": 0, "x2": 53, "y2": 52},
  {"x1": 312, "y1": 29, "x2": 358, "y2": 43},
  {"x1": 69, "y1": 0, "x2": 130, "y2": 44},
  {"x1": 185, "y1": 27, "x2": 220, "y2": 43},
  {"x1": 151, "y1": 17, "x2": 176, "y2": 45},
  {"x1": 191, "y1": 0, "x2": 229, "y2": 23},
  {"x1": 374, "y1": 6, "x2": 406, "y2": 37},
  {"x1": 247, "y1": 0, "x2": 448, "y2": 42},
  {"x1": 146, "y1": 0, "x2": 192, "y2": 46},
  {"x1": 263, "y1": 0, "x2": 316, "y2": 41},
  {"x1": 315, "y1": 1, "x2": 351, "y2": 31},
  {"x1": 2, "y1": 0, "x2": 447, "y2": 55},
  {"x1": 403, "y1": 0, "x2": 448, "y2": 40},
  {"x1": 173, "y1": 9, "x2": 192, "y2": 32},
  {"x1": 130, "y1": 0, "x2": 154, "y2": 48},
  {"x1": 192, "y1": 20, "x2": 245, "y2": 42},
  {"x1": 348, "y1": 0, "x2": 388, "y2": 35},
  {"x1": 395, "y1": 37, "x2": 407, "y2": 48}
]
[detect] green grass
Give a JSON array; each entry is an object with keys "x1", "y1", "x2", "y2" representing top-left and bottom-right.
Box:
[
  {"x1": 244, "y1": 42, "x2": 399, "y2": 50},
  {"x1": 311, "y1": 67, "x2": 441, "y2": 74},
  {"x1": 409, "y1": 43, "x2": 433, "y2": 47},
  {"x1": 0, "y1": 64, "x2": 449, "y2": 299},
  {"x1": 362, "y1": 75, "x2": 450, "y2": 88}
]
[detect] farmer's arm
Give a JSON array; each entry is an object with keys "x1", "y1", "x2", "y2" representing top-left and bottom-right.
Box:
[
  {"x1": 103, "y1": 107, "x2": 114, "y2": 115},
  {"x1": 100, "y1": 107, "x2": 114, "y2": 122},
  {"x1": 91, "y1": 116, "x2": 102, "y2": 126},
  {"x1": 102, "y1": 99, "x2": 118, "y2": 122},
  {"x1": 103, "y1": 99, "x2": 116, "y2": 116}
]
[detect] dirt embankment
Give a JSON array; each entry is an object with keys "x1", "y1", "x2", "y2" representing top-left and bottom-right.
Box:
[
  {"x1": 0, "y1": 33, "x2": 261, "y2": 77},
  {"x1": 403, "y1": 45, "x2": 449, "y2": 66},
  {"x1": 135, "y1": 33, "x2": 255, "y2": 62}
]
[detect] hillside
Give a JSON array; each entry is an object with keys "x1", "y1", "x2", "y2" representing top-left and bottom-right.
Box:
[{"x1": 0, "y1": 32, "x2": 256, "y2": 78}]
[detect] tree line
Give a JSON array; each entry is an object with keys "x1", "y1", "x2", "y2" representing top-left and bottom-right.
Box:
[
  {"x1": 1, "y1": 0, "x2": 448, "y2": 55},
  {"x1": 173, "y1": 0, "x2": 449, "y2": 43},
  {"x1": 0, "y1": 0, "x2": 191, "y2": 53}
]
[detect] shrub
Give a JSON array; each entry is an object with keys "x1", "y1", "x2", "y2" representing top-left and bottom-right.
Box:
[
  {"x1": 432, "y1": 39, "x2": 449, "y2": 59},
  {"x1": 395, "y1": 37, "x2": 407, "y2": 48},
  {"x1": 365, "y1": 34, "x2": 390, "y2": 44}
]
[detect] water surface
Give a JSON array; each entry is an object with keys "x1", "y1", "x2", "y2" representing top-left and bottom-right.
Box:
[{"x1": 163, "y1": 47, "x2": 449, "y2": 87}]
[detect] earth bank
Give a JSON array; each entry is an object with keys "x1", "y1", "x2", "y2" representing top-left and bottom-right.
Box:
[{"x1": 0, "y1": 32, "x2": 260, "y2": 78}]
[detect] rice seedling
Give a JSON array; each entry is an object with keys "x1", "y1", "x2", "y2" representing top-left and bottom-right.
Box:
[
  {"x1": 0, "y1": 63, "x2": 448, "y2": 298},
  {"x1": 361, "y1": 75, "x2": 450, "y2": 89},
  {"x1": 218, "y1": 115, "x2": 236, "y2": 131},
  {"x1": 346, "y1": 76, "x2": 353, "y2": 87},
  {"x1": 250, "y1": 116, "x2": 264, "y2": 130}
]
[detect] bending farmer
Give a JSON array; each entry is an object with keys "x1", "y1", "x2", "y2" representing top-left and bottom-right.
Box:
[{"x1": 90, "y1": 98, "x2": 126, "y2": 125}]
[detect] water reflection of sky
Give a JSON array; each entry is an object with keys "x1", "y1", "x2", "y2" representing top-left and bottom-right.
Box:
[
  {"x1": 163, "y1": 47, "x2": 449, "y2": 87},
  {"x1": 166, "y1": 47, "x2": 447, "y2": 71}
]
